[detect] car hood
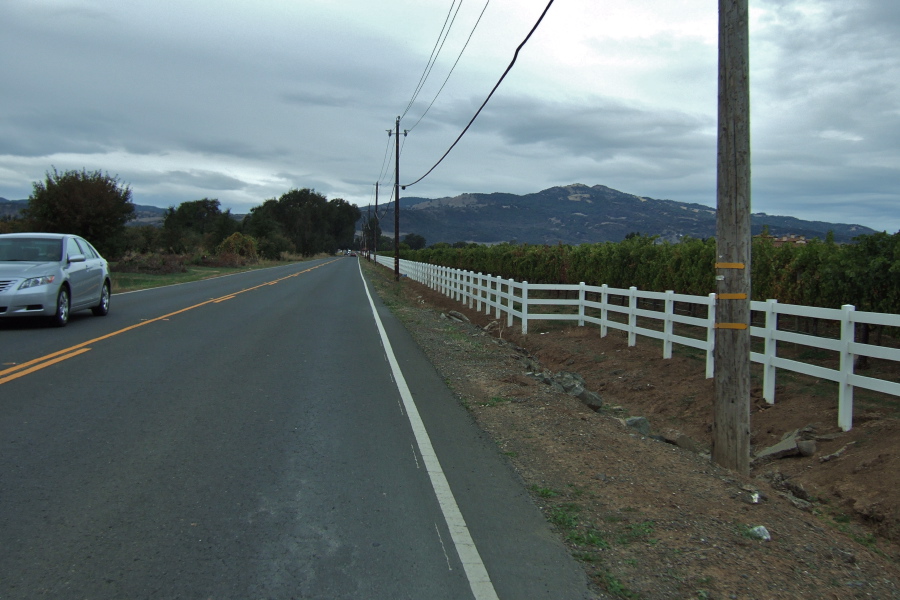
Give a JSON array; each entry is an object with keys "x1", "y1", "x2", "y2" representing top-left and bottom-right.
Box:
[{"x1": 0, "y1": 261, "x2": 60, "y2": 279}]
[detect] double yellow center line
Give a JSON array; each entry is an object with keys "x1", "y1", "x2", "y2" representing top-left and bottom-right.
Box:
[{"x1": 0, "y1": 261, "x2": 334, "y2": 386}]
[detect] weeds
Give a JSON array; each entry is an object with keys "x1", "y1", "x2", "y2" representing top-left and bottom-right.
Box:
[
  {"x1": 483, "y1": 396, "x2": 512, "y2": 407},
  {"x1": 529, "y1": 485, "x2": 560, "y2": 498},
  {"x1": 567, "y1": 528, "x2": 609, "y2": 549},
  {"x1": 616, "y1": 521, "x2": 657, "y2": 546},
  {"x1": 548, "y1": 504, "x2": 581, "y2": 531}
]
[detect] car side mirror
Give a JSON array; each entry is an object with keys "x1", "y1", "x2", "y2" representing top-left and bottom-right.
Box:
[{"x1": 68, "y1": 254, "x2": 86, "y2": 263}]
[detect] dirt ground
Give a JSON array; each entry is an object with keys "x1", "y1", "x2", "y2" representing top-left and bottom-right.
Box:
[{"x1": 363, "y1": 260, "x2": 900, "y2": 600}]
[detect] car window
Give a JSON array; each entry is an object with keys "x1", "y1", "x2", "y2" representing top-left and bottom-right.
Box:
[
  {"x1": 75, "y1": 238, "x2": 98, "y2": 259},
  {"x1": 66, "y1": 238, "x2": 83, "y2": 260},
  {"x1": 0, "y1": 238, "x2": 63, "y2": 261}
]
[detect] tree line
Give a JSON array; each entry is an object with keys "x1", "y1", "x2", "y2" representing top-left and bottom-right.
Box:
[{"x1": 0, "y1": 168, "x2": 361, "y2": 263}]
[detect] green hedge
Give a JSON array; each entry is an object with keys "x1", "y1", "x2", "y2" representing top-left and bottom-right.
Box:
[{"x1": 400, "y1": 232, "x2": 900, "y2": 314}]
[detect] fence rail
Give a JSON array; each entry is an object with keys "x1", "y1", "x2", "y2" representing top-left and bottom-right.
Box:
[{"x1": 372, "y1": 254, "x2": 900, "y2": 431}]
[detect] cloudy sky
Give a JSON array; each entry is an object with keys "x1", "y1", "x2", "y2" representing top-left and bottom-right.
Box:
[{"x1": 2, "y1": 0, "x2": 898, "y2": 233}]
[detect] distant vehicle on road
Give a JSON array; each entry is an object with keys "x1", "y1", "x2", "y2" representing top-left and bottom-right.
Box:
[{"x1": 0, "y1": 233, "x2": 111, "y2": 327}]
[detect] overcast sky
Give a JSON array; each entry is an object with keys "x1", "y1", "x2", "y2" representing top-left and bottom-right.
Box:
[{"x1": 2, "y1": 0, "x2": 898, "y2": 233}]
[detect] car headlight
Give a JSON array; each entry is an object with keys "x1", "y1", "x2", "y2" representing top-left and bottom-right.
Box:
[{"x1": 18, "y1": 275, "x2": 56, "y2": 290}]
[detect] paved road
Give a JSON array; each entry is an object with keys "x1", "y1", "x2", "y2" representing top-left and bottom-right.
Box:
[{"x1": 0, "y1": 258, "x2": 595, "y2": 599}]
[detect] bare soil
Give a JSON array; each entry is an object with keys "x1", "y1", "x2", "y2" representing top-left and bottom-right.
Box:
[{"x1": 364, "y1": 260, "x2": 900, "y2": 600}]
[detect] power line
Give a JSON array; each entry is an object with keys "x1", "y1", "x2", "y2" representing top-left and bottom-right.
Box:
[
  {"x1": 376, "y1": 134, "x2": 394, "y2": 185},
  {"x1": 403, "y1": 0, "x2": 555, "y2": 189},
  {"x1": 401, "y1": 1, "x2": 464, "y2": 120},
  {"x1": 408, "y1": 0, "x2": 491, "y2": 133}
]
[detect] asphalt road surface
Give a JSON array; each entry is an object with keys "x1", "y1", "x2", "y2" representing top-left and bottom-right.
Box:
[{"x1": 0, "y1": 258, "x2": 595, "y2": 599}]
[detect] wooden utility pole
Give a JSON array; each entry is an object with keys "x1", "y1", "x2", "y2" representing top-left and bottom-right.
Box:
[
  {"x1": 393, "y1": 116, "x2": 401, "y2": 281},
  {"x1": 389, "y1": 116, "x2": 408, "y2": 282},
  {"x1": 374, "y1": 181, "x2": 379, "y2": 260},
  {"x1": 713, "y1": 0, "x2": 751, "y2": 474}
]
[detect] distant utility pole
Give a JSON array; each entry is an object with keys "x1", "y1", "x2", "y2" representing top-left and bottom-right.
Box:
[
  {"x1": 388, "y1": 116, "x2": 408, "y2": 282},
  {"x1": 713, "y1": 0, "x2": 751, "y2": 475},
  {"x1": 374, "y1": 181, "x2": 379, "y2": 260}
]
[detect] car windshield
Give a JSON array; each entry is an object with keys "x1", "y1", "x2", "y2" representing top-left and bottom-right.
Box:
[{"x1": 0, "y1": 238, "x2": 64, "y2": 262}]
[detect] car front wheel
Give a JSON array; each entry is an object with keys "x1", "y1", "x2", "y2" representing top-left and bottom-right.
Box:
[
  {"x1": 51, "y1": 286, "x2": 70, "y2": 327},
  {"x1": 92, "y1": 281, "x2": 110, "y2": 316}
]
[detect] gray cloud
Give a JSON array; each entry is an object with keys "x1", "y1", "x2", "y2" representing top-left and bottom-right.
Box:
[{"x1": 0, "y1": 0, "x2": 897, "y2": 233}]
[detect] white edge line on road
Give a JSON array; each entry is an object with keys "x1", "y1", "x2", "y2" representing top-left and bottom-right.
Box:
[{"x1": 358, "y1": 262, "x2": 500, "y2": 600}]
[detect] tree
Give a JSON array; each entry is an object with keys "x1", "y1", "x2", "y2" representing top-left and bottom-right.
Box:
[
  {"x1": 163, "y1": 198, "x2": 222, "y2": 235},
  {"x1": 243, "y1": 188, "x2": 361, "y2": 257},
  {"x1": 403, "y1": 233, "x2": 426, "y2": 250},
  {"x1": 161, "y1": 198, "x2": 239, "y2": 253},
  {"x1": 24, "y1": 167, "x2": 135, "y2": 256},
  {"x1": 325, "y1": 198, "x2": 361, "y2": 253}
]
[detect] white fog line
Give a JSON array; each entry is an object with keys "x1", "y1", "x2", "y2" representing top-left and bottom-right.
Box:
[{"x1": 358, "y1": 263, "x2": 500, "y2": 600}]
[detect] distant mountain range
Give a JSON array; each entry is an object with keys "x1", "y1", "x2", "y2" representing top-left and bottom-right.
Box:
[
  {"x1": 4, "y1": 183, "x2": 877, "y2": 245},
  {"x1": 0, "y1": 199, "x2": 170, "y2": 226},
  {"x1": 358, "y1": 183, "x2": 874, "y2": 245}
]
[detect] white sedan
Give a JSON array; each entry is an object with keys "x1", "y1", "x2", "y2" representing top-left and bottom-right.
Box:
[{"x1": 0, "y1": 233, "x2": 111, "y2": 327}]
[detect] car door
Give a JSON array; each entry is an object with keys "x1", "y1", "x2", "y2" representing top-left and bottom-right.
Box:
[
  {"x1": 75, "y1": 237, "x2": 104, "y2": 304},
  {"x1": 64, "y1": 236, "x2": 91, "y2": 308}
]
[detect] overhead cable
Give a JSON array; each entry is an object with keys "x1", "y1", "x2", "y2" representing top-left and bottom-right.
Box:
[
  {"x1": 408, "y1": 0, "x2": 491, "y2": 133},
  {"x1": 376, "y1": 133, "x2": 394, "y2": 185},
  {"x1": 403, "y1": 0, "x2": 555, "y2": 189},
  {"x1": 401, "y1": 1, "x2": 464, "y2": 120}
]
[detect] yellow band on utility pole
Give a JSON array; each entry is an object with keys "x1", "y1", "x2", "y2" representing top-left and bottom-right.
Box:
[
  {"x1": 717, "y1": 293, "x2": 747, "y2": 300},
  {"x1": 715, "y1": 323, "x2": 749, "y2": 330},
  {"x1": 715, "y1": 262, "x2": 745, "y2": 269}
]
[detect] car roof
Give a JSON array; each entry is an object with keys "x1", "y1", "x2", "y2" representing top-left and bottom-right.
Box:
[{"x1": 0, "y1": 233, "x2": 70, "y2": 239}]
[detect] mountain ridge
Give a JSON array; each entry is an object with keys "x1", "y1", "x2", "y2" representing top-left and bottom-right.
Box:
[{"x1": 360, "y1": 183, "x2": 875, "y2": 245}]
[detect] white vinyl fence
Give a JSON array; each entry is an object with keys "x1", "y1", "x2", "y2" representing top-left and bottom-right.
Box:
[{"x1": 373, "y1": 254, "x2": 900, "y2": 431}]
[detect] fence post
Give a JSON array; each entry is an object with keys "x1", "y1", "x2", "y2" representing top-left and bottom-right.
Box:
[
  {"x1": 521, "y1": 281, "x2": 529, "y2": 334},
  {"x1": 600, "y1": 284, "x2": 609, "y2": 338},
  {"x1": 578, "y1": 282, "x2": 586, "y2": 327},
  {"x1": 706, "y1": 293, "x2": 716, "y2": 379},
  {"x1": 628, "y1": 286, "x2": 637, "y2": 346},
  {"x1": 462, "y1": 271, "x2": 473, "y2": 308},
  {"x1": 468, "y1": 271, "x2": 474, "y2": 309},
  {"x1": 461, "y1": 270, "x2": 468, "y2": 306},
  {"x1": 475, "y1": 273, "x2": 482, "y2": 312},
  {"x1": 762, "y1": 299, "x2": 778, "y2": 404},
  {"x1": 495, "y1": 276, "x2": 502, "y2": 319},
  {"x1": 663, "y1": 290, "x2": 674, "y2": 359},
  {"x1": 461, "y1": 270, "x2": 468, "y2": 307},
  {"x1": 507, "y1": 278, "x2": 515, "y2": 328},
  {"x1": 838, "y1": 304, "x2": 856, "y2": 431}
]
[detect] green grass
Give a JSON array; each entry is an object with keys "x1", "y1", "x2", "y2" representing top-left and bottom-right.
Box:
[
  {"x1": 567, "y1": 528, "x2": 609, "y2": 549},
  {"x1": 566, "y1": 483, "x2": 587, "y2": 498},
  {"x1": 110, "y1": 261, "x2": 298, "y2": 293},
  {"x1": 601, "y1": 571, "x2": 640, "y2": 599},
  {"x1": 529, "y1": 485, "x2": 560, "y2": 498},
  {"x1": 548, "y1": 504, "x2": 581, "y2": 530},
  {"x1": 616, "y1": 521, "x2": 657, "y2": 545},
  {"x1": 483, "y1": 396, "x2": 512, "y2": 407}
]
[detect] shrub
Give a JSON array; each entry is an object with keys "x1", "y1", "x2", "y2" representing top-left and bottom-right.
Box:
[
  {"x1": 111, "y1": 252, "x2": 187, "y2": 274},
  {"x1": 216, "y1": 232, "x2": 258, "y2": 261}
]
